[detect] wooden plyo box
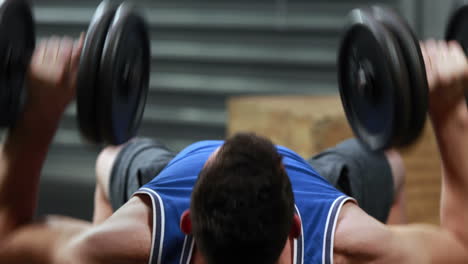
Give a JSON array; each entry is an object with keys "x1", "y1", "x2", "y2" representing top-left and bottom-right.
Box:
[{"x1": 228, "y1": 96, "x2": 441, "y2": 224}]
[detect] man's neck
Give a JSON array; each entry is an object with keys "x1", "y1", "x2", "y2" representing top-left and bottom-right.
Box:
[
  {"x1": 277, "y1": 237, "x2": 295, "y2": 264},
  {"x1": 190, "y1": 238, "x2": 295, "y2": 264},
  {"x1": 191, "y1": 248, "x2": 206, "y2": 264}
]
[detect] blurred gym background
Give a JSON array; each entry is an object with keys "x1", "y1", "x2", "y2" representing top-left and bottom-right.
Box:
[{"x1": 36, "y1": 0, "x2": 454, "y2": 220}]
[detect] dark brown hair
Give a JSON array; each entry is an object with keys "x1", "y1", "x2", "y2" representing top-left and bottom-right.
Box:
[{"x1": 190, "y1": 133, "x2": 295, "y2": 264}]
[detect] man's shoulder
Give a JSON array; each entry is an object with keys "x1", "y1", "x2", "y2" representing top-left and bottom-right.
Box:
[
  {"x1": 335, "y1": 200, "x2": 362, "y2": 227},
  {"x1": 333, "y1": 201, "x2": 381, "y2": 255}
]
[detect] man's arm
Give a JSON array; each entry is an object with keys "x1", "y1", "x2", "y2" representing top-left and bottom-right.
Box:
[
  {"x1": 335, "y1": 41, "x2": 468, "y2": 263},
  {"x1": 0, "y1": 37, "x2": 81, "y2": 236},
  {"x1": 424, "y1": 40, "x2": 468, "y2": 246},
  {"x1": 334, "y1": 203, "x2": 468, "y2": 263},
  {"x1": 0, "y1": 36, "x2": 154, "y2": 264},
  {"x1": 0, "y1": 196, "x2": 152, "y2": 264},
  {"x1": 0, "y1": 216, "x2": 90, "y2": 263}
]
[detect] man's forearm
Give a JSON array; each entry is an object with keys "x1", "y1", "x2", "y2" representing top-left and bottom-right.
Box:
[
  {"x1": 0, "y1": 106, "x2": 60, "y2": 236},
  {"x1": 430, "y1": 104, "x2": 468, "y2": 247}
]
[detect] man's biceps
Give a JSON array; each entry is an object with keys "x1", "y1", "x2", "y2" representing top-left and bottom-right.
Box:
[
  {"x1": 391, "y1": 224, "x2": 468, "y2": 263},
  {"x1": 58, "y1": 230, "x2": 121, "y2": 264},
  {"x1": 65, "y1": 222, "x2": 151, "y2": 264}
]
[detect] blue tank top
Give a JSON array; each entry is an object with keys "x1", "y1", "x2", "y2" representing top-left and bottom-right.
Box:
[{"x1": 134, "y1": 141, "x2": 352, "y2": 264}]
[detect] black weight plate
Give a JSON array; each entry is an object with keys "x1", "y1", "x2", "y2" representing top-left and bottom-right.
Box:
[
  {"x1": 98, "y1": 3, "x2": 150, "y2": 145},
  {"x1": 366, "y1": 7, "x2": 411, "y2": 148},
  {"x1": 0, "y1": 0, "x2": 34, "y2": 128},
  {"x1": 371, "y1": 6, "x2": 428, "y2": 147},
  {"x1": 446, "y1": 1, "x2": 468, "y2": 50},
  {"x1": 446, "y1": 1, "x2": 468, "y2": 106},
  {"x1": 76, "y1": 0, "x2": 117, "y2": 144},
  {"x1": 338, "y1": 8, "x2": 407, "y2": 151}
]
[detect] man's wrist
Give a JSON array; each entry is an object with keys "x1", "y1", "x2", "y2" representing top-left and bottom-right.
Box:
[{"x1": 5, "y1": 105, "x2": 62, "y2": 152}]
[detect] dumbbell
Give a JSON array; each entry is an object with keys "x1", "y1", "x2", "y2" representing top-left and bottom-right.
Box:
[
  {"x1": 446, "y1": 2, "x2": 468, "y2": 60},
  {"x1": 77, "y1": 0, "x2": 150, "y2": 145},
  {"x1": 0, "y1": 0, "x2": 35, "y2": 129},
  {"x1": 338, "y1": 4, "x2": 467, "y2": 151},
  {"x1": 0, "y1": 0, "x2": 150, "y2": 146}
]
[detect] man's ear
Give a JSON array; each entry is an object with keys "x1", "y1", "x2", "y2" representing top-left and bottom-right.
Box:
[
  {"x1": 180, "y1": 210, "x2": 192, "y2": 235},
  {"x1": 289, "y1": 213, "x2": 301, "y2": 239}
]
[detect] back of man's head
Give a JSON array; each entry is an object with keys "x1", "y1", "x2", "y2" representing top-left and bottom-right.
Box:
[{"x1": 191, "y1": 133, "x2": 295, "y2": 264}]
